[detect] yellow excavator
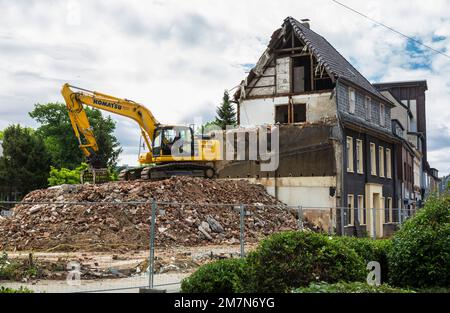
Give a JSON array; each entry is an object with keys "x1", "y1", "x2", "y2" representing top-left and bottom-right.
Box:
[{"x1": 61, "y1": 83, "x2": 221, "y2": 181}]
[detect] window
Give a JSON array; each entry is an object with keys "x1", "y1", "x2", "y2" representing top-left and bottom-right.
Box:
[
  {"x1": 370, "y1": 143, "x2": 377, "y2": 176},
  {"x1": 349, "y1": 88, "x2": 356, "y2": 114},
  {"x1": 386, "y1": 148, "x2": 392, "y2": 178},
  {"x1": 346, "y1": 194, "x2": 354, "y2": 226},
  {"x1": 346, "y1": 136, "x2": 354, "y2": 172},
  {"x1": 381, "y1": 197, "x2": 386, "y2": 222},
  {"x1": 275, "y1": 105, "x2": 289, "y2": 123},
  {"x1": 379, "y1": 146, "x2": 385, "y2": 177},
  {"x1": 385, "y1": 197, "x2": 393, "y2": 223},
  {"x1": 275, "y1": 103, "x2": 306, "y2": 124},
  {"x1": 380, "y1": 103, "x2": 385, "y2": 126},
  {"x1": 356, "y1": 139, "x2": 363, "y2": 174},
  {"x1": 293, "y1": 103, "x2": 306, "y2": 123},
  {"x1": 365, "y1": 96, "x2": 372, "y2": 121},
  {"x1": 358, "y1": 195, "x2": 365, "y2": 224}
]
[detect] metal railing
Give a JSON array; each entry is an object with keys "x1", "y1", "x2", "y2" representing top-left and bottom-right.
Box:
[{"x1": 0, "y1": 199, "x2": 418, "y2": 293}]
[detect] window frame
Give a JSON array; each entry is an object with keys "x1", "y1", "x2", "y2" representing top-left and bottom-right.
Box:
[
  {"x1": 346, "y1": 136, "x2": 354, "y2": 173},
  {"x1": 370, "y1": 142, "x2": 377, "y2": 176},
  {"x1": 379, "y1": 146, "x2": 385, "y2": 178},
  {"x1": 365, "y1": 96, "x2": 372, "y2": 121},
  {"x1": 357, "y1": 195, "x2": 365, "y2": 225},
  {"x1": 349, "y1": 88, "x2": 356, "y2": 114},
  {"x1": 386, "y1": 148, "x2": 392, "y2": 179},
  {"x1": 386, "y1": 197, "x2": 393, "y2": 223},
  {"x1": 346, "y1": 194, "x2": 354, "y2": 226},
  {"x1": 356, "y1": 139, "x2": 363, "y2": 174}
]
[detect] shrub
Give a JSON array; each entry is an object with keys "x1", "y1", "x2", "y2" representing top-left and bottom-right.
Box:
[
  {"x1": 0, "y1": 286, "x2": 33, "y2": 293},
  {"x1": 180, "y1": 258, "x2": 248, "y2": 293},
  {"x1": 48, "y1": 163, "x2": 88, "y2": 186},
  {"x1": 0, "y1": 252, "x2": 41, "y2": 281},
  {"x1": 293, "y1": 281, "x2": 414, "y2": 293},
  {"x1": 333, "y1": 236, "x2": 392, "y2": 283},
  {"x1": 388, "y1": 193, "x2": 450, "y2": 288},
  {"x1": 245, "y1": 231, "x2": 366, "y2": 292}
]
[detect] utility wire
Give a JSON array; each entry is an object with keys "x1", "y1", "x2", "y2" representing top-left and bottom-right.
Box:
[{"x1": 332, "y1": 0, "x2": 450, "y2": 59}]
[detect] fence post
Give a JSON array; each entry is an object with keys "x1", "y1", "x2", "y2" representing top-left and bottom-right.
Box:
[
  {"x1": 371, "y1": 207, "x2": 376, "y2": 240},
  {"x1": 240, "y1": 204, "x2": 245, "y2": 258},
  {"x1": 297, "y1": 206, "x2": 303, "y2": 231},
  {"x1": 149, "y1": 199, "x2": 157, "y2": 289},
  {"x1": 340, "y1": 207, "x2": 345, "y2": 236}
]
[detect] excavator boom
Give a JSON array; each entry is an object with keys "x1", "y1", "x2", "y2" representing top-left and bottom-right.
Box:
[{"x1": 61, "y1": 83, "x2": 220, "y2": 181}]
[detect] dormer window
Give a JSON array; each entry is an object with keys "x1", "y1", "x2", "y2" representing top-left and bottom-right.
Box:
[{"x1": 380, "y1": 103, "x2": 385, "y2": 126}]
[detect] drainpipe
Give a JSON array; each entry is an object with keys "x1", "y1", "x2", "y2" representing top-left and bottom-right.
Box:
[{"x1": 335, "y1": 79, "x2": 346, "y2": 234}]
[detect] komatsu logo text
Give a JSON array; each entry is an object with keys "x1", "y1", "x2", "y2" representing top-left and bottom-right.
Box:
[{"x1": 93, "y1": 99, "x2": 122, "y2": 110}]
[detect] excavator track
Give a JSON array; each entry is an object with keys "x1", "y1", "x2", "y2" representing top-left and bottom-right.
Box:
[
  {"x1": 141, "y1": 163, "x2": 216, "y2": 180},
  {"x1": 118, "y1": 167, "x2": 144, "y2": 181}
]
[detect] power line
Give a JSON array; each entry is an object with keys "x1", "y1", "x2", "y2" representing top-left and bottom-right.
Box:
[{"x1": 332, "y1": 0, "x2": 450, "y2": 59}]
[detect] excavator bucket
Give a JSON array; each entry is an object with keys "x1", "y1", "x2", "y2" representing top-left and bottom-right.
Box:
[{"x1": 80, "y1": 168, "x2": 110, "y2": 184}]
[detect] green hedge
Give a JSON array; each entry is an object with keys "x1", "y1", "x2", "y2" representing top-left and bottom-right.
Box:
[
  {"x1": 388, "y1": 194, "x2": 450, "y2": 288},
  {"x1": 333, "y1": 236, "x2": 392, "y2": 283},
  {"x1": 245, "y1": 232, "x2": 366, "y2": 292},
  {"x1": 294, "y1": 282, "x2": 413, "y2": 293},
  {"x1": 181, "y1": 258, "x2": 248, "y2": 293}
]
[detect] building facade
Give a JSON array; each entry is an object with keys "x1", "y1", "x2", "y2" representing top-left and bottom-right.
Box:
[{"x1": 219, "y1": 17, "x2": 438, "y2": 237}]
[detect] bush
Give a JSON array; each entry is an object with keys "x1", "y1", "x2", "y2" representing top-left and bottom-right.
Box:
[
  {"x1": 388, "y1": 194, "x2": 450, "y2": 288},
  {"x1": 293, "y1": 282, "x2": 414, "y2": 293},
  {"x1": 181, "y1": 258, "x2": 248, "y2": 293},
  {"x1": 0, "y1": 286, "x2": 33, "y2": 293},
  {"x1": 0, "y1": 252, "x2": 41, "y2": 281},
  {"x1": 333, "y1": 236, "x2": 392, "y2": 283},
  {"x1": 245, "y1": 231, "x2": 366, "y2": 292},
  {"x1": 48, "y1": 163, "x2": 88, "y2": 186}
]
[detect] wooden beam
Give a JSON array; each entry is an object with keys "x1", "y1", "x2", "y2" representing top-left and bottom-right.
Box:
[{"x1": 274, "y1": 47, "x2": 304, "y2": 53}]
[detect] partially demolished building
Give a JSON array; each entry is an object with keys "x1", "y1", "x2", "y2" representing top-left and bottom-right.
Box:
[{"x1": 219, "y1": 17, "x2": 410, "y2": 237}]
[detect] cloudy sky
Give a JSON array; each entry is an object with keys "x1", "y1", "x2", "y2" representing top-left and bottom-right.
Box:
[{"x1": 0, "y1": 0, "x2": 449, "y2": 175}]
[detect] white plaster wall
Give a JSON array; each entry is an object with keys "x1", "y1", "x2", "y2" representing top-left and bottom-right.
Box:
[
  {"x1": 242, "y1": 176, "x2": 336, "y2": 208},
  {"x1": 239, "y1": 92, "x2": 335, "y2": 126}
]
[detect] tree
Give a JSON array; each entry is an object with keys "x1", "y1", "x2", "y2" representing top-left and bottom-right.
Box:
[
  {"x1": 29, "y1": 103, "x2": 122, "y2": 169},
  {"x1": 0, "y1": 130, "x2": 3, "y2": 141},
  {"x1": 0, "y1": 125, "x2": 51, "y2": 199},
  {"x1": 214, "y1": 90, "x2": 236, "y2": 130}
]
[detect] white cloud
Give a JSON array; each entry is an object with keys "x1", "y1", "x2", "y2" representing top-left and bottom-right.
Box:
[{"x1": 0, "y1": 0, "x2": 449, "y2": 174}]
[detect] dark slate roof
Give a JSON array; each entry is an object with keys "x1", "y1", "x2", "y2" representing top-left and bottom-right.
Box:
[{"x1": 285, "y1": 17, "x2": 385, "y2": 100}]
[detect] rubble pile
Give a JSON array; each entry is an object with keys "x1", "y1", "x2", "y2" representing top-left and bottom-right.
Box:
[{"x1": 0, "y1": 177, "x2": 299, "y2": 251}]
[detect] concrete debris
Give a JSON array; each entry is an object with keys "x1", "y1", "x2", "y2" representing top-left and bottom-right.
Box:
[
  {"x1": 0, "y1": 177, "x2": 300, "y2": 252},
  {"x1": 206, "y1": 215, "x2": 224, "y2": 233}
]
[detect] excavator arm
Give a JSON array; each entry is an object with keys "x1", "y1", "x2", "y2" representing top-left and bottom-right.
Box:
[{"x1": 61, "y1": 83, "x2": 159, "y2": 166}]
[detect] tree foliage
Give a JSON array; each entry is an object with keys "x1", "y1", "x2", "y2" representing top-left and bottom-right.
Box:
[
  {"x1": 29, "y1": 103, "x2": 122, "y2": 169},
  {"x1": 0, "y1": 125, "x2": 51, "y2": 199},
  {"x1": 214, "y1": 90, "x2": 236, "y2": 130}
]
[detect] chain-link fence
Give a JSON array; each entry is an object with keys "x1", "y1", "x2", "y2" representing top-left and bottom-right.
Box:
[{"x1": 0, "y1": 200, "x2": 418, "y2": 293}]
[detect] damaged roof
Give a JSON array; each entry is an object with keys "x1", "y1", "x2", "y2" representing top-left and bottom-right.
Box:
[{"x1": 284, "y1": 16, "x2": 385, "y2": 99}]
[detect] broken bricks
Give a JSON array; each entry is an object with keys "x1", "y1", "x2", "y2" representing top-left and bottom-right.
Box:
[{"x1": 0, "y1": 176, "x2": 300, "y2": 251}]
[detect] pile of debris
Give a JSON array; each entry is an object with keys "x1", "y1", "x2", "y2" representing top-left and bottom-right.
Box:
[{"x1": 0, "y1": 177, "x2": 300, "y2": 251}]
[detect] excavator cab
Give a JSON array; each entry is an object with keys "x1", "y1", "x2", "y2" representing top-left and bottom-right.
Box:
[{"x1": 152, "y1": 126, "x2": 194, "y2": 158}]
